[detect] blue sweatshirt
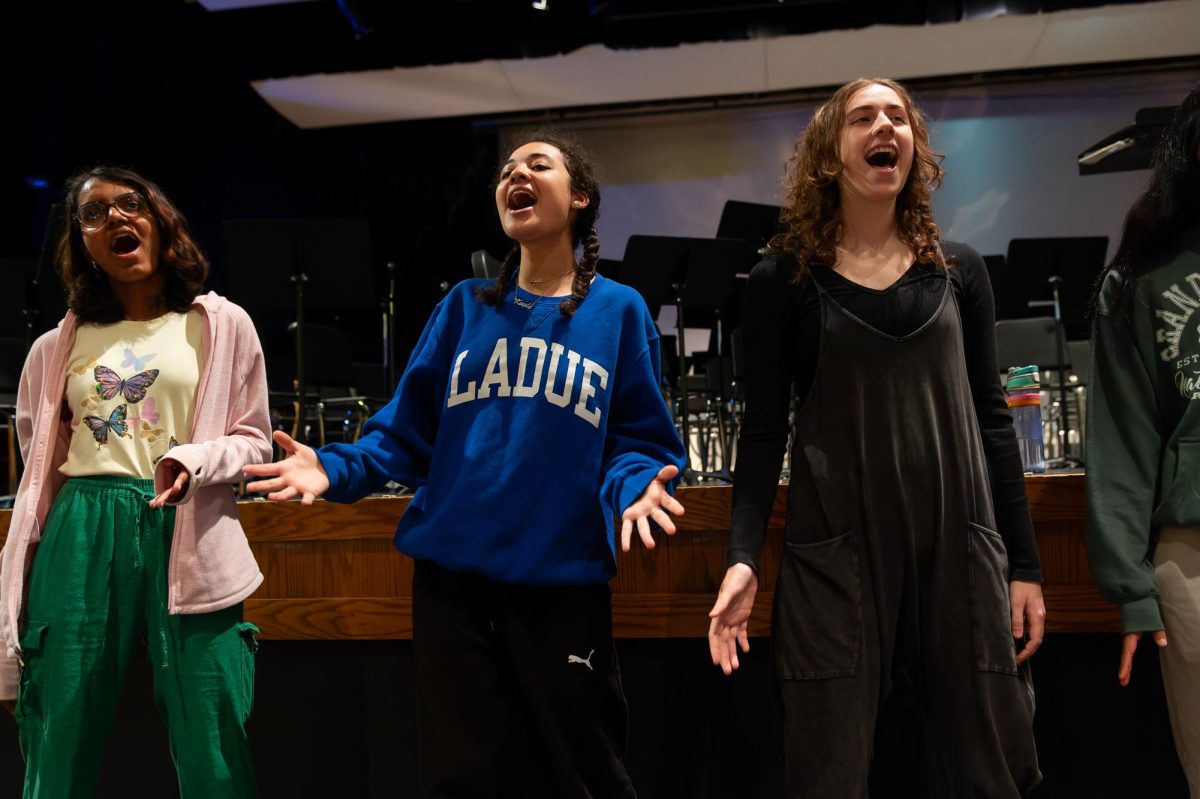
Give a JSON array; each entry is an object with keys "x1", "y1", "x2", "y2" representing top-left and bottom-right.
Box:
[{"x1": 317, "y1": 275, "x2": 686, "y2": 585}]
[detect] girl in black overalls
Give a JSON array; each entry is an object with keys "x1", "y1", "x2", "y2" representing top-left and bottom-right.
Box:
[{"x1": 707, "y1": 78, "x2": 1045, "y2": 797}]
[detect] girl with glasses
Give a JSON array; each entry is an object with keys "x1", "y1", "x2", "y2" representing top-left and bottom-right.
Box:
[{"x1": 0, "y1": 165, "x2": 271, "y2": 798}]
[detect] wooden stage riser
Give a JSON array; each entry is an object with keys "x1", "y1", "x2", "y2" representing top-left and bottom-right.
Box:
[{"x1": 2, "y1": 475, "x2": 1120, "y2": 638}]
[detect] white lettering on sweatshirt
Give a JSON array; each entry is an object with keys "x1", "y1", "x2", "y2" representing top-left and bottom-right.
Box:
[{"x1": 446, "y1": 337, "x2": 610, "y2": 427}]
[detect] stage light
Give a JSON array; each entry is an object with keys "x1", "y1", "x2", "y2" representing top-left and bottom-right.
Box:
[{"x1": 532, "y1": 0, "x2": 548, "y2": 9}]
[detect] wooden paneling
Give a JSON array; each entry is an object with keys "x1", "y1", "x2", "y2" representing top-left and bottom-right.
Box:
[{"x1": 0, "y1": 473, "x2": 1117, "y2": 637}]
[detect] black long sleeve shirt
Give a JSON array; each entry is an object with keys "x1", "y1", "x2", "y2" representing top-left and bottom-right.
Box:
[{"x1": 728, "y1": 240, "x2": 1044, "y2": 583}]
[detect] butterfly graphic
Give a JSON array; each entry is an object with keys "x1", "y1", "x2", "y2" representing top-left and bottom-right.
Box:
[
  {"x1": 152, "y1": 436, "x2": 180, "y2": 465},
  {"x1": 71, "y1": 356, "x2": 98, "y2": 376},
  {"x1": 138, "y1": 421, "x2": 165, "y2": 441},
  {"x1": 94, "y1": 365, "x2": 159, "y2": 404},
  {"x1": 82, "y1": 404, "x2": 130, "y2": 447},
  {"x1": 137, "y1": 397, "x2": 161, "y2": 425},
  {"x1": 121, "y1": 348, "x2": 157, "y2": 371}
]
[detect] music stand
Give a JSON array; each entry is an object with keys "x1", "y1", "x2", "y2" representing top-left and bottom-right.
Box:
[
  {"x1": 223, "y1": 219, "x2": 375, "y2": 440},
  {"x1": 1078, "y1": 105, "x2": 1176, "y2": 175},
  {"x1": 620, "y1": 235, "x2": 756, "y2": 482},
  {"x1": 716, "y1": 200, "x2": 783, "y2": 257}
]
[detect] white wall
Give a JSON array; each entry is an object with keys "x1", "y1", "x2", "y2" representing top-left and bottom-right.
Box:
[{"x1": 548, "y1": 69, "x2": 1198, "y2": 262}]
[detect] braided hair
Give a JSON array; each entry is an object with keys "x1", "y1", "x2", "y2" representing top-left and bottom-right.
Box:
[{"x1": 476, "y1": 129, "x2": 602, "y2": 317}]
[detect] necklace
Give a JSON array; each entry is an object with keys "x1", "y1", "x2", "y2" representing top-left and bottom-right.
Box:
[{"x1": 513, "y1": 287, "x2": 536, "y2": 310}]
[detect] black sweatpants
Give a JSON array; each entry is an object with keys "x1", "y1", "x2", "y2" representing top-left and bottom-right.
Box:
[{"x1": 411, "y1": 559, "x2": 635, "y2": 799}]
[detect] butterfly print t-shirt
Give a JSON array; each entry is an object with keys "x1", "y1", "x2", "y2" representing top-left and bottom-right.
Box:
[{"x1": 61, "y1": 311, "x2": 203, "y2": 479}]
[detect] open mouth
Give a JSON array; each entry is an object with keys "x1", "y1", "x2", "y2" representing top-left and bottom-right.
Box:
[
  {"x1": 507, "y1": 188, "x2": 537, "y2": 211},
  {"x1": 111, "y1": 233, "x2": 140, "y2": 255},
  {"x1": 865, "y1": 146, "x2": 899, "y2": 169}
]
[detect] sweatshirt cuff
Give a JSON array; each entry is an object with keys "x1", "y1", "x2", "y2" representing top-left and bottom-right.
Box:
[
  {"x1": 1009, "y1": 568, "x2": 1044, "y2": 584},
  {"x1": 1119, "y1": 595, "x2": 1164, "y2": 633},
  {"x1": 615, "y1": 463, "x2": 668, "y2": 520},
  {"x1": 726, "y1": 548, "x2": 761, "y2": 575},
  {"x1": 154, "y1": 444, "x2": 205, "y2": 505}
]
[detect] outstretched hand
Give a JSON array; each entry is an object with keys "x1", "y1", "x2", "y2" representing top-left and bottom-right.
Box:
[
  {"x1": 620, "y1": 465, "x2": 685, "y2": 552},
  {"x1": 1118, "y1": 629, "x2": 1168, "y2": 687},
  {"x1": 708, "y1": 563, "x2": 758, "y2": 675},
  {"x1": 243, "y1": 430, "x2": 330, "y2": 505}
]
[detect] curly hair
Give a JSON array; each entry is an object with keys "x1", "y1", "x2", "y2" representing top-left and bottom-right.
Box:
[
  {"x1": 56, "y1": 165, "x2": 208, "y2": 324},
  {"x1": 475, "y1": 128, "x2": 601, "y2": 318},
  {"x1": 769, "y1": 77, "x2": 946, "y2": 281},
  {"x1": 1093, "y1": 82, "x2": 1200, "y2": 324}
]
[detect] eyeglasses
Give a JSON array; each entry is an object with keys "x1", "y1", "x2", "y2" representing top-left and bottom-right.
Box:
[{"x1": 76, "y1": 192, "x2": 148, "y2": 231}]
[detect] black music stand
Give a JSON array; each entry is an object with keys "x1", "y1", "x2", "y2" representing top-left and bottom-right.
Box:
[
  {"x1": 621, "y1": 235, "x2": 756, "y2": 483},
  {"x1": 1078, "y1": 105, "x2": 1176, "y2": 175},
  {"x1": 223, "y1": 219, "x2": 375, "y2": 442},
  {"x1": 716, "y1": 200, "x2": 783, "y2": 257}
]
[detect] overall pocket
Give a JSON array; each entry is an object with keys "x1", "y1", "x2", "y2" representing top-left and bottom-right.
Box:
[
  {"x1": 773, "y1": 532, "x2": 863, "y2": 680},
  {"x1": 966, "y1": 523, "x2": 1019, "y2": 675}
]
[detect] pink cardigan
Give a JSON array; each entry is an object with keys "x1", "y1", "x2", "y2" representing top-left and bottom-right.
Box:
[{"x1": 0, "y1": 293, "x2": 273, "y2": 700}]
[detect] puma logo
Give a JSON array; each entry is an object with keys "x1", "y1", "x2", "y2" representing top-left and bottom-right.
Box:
[{"x1": 567, "y1": 649, "x2": 595, "y2": 671}]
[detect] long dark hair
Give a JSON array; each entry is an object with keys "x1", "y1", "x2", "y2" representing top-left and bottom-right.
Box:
[
  {"x1": 769, "y1": 77, "x2": 946, "y2": 281},
  {"x1": 57, "y1": 165, "x2": 208, "y2": 324},
  {"x1": 475, "y1": 129, "x2": 601, "y2": 318},
  {"x1": 1094, "y1": 83, "x2": 1200, "y2": 322}
]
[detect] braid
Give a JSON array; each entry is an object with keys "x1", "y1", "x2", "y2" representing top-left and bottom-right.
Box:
[
  {"x1": 559, "y1": 225, "x2": 599, "y2": 318},
  {"x1": 473, "y1": 245, "x2": 520, "y2": 307}
]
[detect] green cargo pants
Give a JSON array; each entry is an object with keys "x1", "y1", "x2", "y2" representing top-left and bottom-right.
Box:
[{"x1": 15, "y1": 476, "x2": 258, "y2": 798}]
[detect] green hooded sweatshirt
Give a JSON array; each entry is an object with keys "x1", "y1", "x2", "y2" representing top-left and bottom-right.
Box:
[{"x1": 1087, "y1": 229, "x2": 1200, "y2": 633}]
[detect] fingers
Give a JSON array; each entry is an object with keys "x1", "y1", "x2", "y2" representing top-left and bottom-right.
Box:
[
  {"x1": 708, "y1": 618, "x2": 725, "y2": 666},
  {"x1": 637, "y1": 515, "x2": 655, "y2": 550},
  {"x1": 737, "y1": 625, "x2": 751, "y2": 655},
  {"x1": 620, "y1": 518, "x2": 632, "y2": 553},
  {"x1": 1118, "y1": 632, "x2": 1141, "y2": 687},
  {"x1": 241, "y1": 462, "x2": 283, "y2": 478},
  {"x1": 661, "y1": 493, "x2": 685, "y2": 517},
  {"x1": 245, "y1": 476, "x2": 288, "y2": 494},
  {"x1": 267, "y1": 485, "x2": 299, "y2": 502},
  {"x1": 709, "y1": 591, "x2": 730, "y2": 619},
  {"x1": 272, "y1": 429, "x2": 299, "y2": 451},
  {"x1": 1019, "y1": 602, "x2": 1046, "y2": 664},
  {"x1": 148, "y1": 489, "x2": 171, "y2": 509},
  {"x1": 1010, "y1": 593, "x2": 1025, "y2": 641},
  {"x1": 656, "y1": 464, "x2": 679, "y2": 482},
  {"x1": 651, "y1": 507, "x2": 676, "y2": 535},
  {"x1": 1153, "y1": 630, "x2": 1169, "y2": 647},
  {"x1": 725, "y1": 634, "x2": 740, "y2": 673},
  {"x1": 708, "y1": 619, "x2": 739, "y2": 675},
  {"x1": 301, "y1": 492, "x2": 316, "y2": 506}
]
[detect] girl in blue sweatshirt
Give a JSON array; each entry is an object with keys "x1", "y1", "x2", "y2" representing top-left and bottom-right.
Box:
[{"x1": 245, "y1": 130, "x2": 686, "y2": 797}]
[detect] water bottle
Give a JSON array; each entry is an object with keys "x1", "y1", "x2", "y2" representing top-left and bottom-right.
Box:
[{"x1": 1006, "y1": 366, "x2": 1046, "y2": 474}]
